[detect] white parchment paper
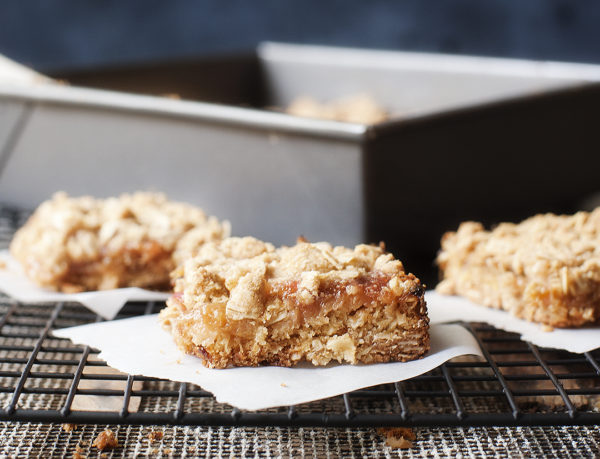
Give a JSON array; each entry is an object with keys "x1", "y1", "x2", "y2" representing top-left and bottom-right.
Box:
[
  {"x1": 427, "y1": 291, "x2": 600, "y2": 354},
  {"x1": 0, "y1": 250, "x2": 169, "y2": 319},
  {"x1": 53, "y1": 316, "x2": 482, "y2": 411}
]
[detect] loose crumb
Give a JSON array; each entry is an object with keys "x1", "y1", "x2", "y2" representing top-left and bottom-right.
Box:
[
  {"x1": 541, "y1": 324, "x2": 555, "y2": 332},
  {"x1": 92, "y1": 429, "x2": 119, "y2": 451},
  {"x1": 163, "y1": 448, "x2": 172, "y2": 455},
  {"x1": 147, "y1": 430, "x2": 164, "y2": 443},
  {"x1": 280, "y1": 382, "x2": 288, "y2": 387},
  {"x1": 62, "y1": 423, "x2": 78, "y2": 432},
  {"x1": 72, "y1": 444, "x2": 86, "y2": 459},
  {"x1": 377, "y1": 427, "x2": 416, "y2": 449},
  {"x1": 0, "y1": 260, "x2": 6, "y2": 270},
  {"x1": 176, "y1": 359, "x2": 182, "y2": 364}
]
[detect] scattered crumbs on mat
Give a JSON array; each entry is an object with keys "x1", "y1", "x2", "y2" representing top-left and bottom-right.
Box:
[
  {"x1": 147, "y1": 430, "x2": 164, "y2": 443},
  {"x1": 0, "y1": 260, "x2": 6, "y2": 270},
  {"x1": 377, "y1": 427, "x2": 416, "y2": 449},
  {"x1": 92, "y1": 429, "x2": 119, "y2": 451},
  {"x1": 163, "y1": 448, "x2": 173, "y2": 455},
  {"x1": 62, "y1": 423, "x2": 78, "y2": 432},
  {"x1": 280, "y1": 382, "x2": 288, "y2": 388},
  {"x1": 176, "y1": 359, "x2": 182, "y2": 364},
  {"x1": 73, "y1": 444, "x2": 86, "y2": 459}
]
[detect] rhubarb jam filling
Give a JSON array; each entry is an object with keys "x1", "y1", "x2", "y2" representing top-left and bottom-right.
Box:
[{"x1": 169, "y1": 270, "x2": 425, "y2": 338}]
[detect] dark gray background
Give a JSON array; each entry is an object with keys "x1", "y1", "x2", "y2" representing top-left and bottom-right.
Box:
[{"x1": 2, "y1": 0, "x2": 599, "y2": 71}]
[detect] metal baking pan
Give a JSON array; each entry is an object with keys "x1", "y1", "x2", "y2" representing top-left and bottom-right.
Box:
[{"x1": 1, "y1": 42, "x2": 600, "y2": 283}]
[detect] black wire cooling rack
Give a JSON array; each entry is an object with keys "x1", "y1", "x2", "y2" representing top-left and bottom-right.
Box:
[{"x1": 0, "y1": 205, "x2": 599, "y2": 428}]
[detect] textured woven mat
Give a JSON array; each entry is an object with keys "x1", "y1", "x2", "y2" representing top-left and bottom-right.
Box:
[{"x1": 0, "y1": 422, "x2": 598, "y2": 457}]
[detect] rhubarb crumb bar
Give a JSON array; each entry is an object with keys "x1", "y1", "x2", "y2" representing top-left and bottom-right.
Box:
[
  {"x1": 10, "y1": 192, "x2": 229, "y2": 292},
  {"x1": 159, "y1": 237, "x2": 429, "y2": 368},
  {"x1": 437, "y1": 210, "x2": 600, "y2": 327}
]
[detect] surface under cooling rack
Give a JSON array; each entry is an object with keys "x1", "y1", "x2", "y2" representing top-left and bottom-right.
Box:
[{"x1": 0, "y1": 205, "x2": 599, "y2": 428}]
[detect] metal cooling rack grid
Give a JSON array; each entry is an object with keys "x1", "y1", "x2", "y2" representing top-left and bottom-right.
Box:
[
  {"x1": 0, "y1": 204, "x2": 599, "y2": 428},
  {"x1": 0, "y1": 298, "x2": 599, "y2": 428}
]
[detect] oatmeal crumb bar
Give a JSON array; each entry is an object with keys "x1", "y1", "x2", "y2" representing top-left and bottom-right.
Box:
[
  {"x1": 160, "y1": 237, "x2": 429, "y2": 368},
  {"x1": 437, "y1": 209, "x2": 600, "y2": 327},
  {"x1": 10, "y1": 192, "x2": 229, "y2": 292}
]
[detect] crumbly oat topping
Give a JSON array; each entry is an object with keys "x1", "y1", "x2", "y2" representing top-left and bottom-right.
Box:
[
  {"x1": 160, "y1": 237, "x2": 429, "y2": 368},
  {"x1": 173, "y1": 221, "x2": 232, "y2": 266},
  {"x1": 10, "y1": 192, "x2": 229, "y2": 291},
  {"x1": 173, "y1": 237, "x2": 407, "y2": 323},
  {"x1": 286, "y1": 94, "x2": 388, "y2": 124},
  {"x1": 437, "y1": 209, "x2": 600, "y2": 327}
]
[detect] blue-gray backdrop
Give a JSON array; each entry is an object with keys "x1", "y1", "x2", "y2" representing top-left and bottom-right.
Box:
[{"x1": 1, "y1": 0, "x2": 599, "y2": 71}]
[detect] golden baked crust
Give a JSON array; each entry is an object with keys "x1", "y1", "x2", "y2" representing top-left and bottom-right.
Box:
[
  {"x1": 286, "y1": 94, "x2": 388, "y2": 124},
  {"x1": 160, "y1": 237, "x2": 429, "y2": 368},
  {"x1": 437, "y1": 210, "x2": 600, "y2": 327},
  {"x1": 10, "y1": 192, "x2": 229, "y2": 292}
]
